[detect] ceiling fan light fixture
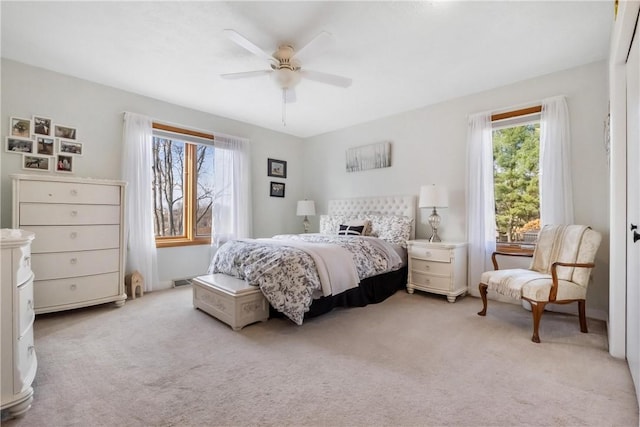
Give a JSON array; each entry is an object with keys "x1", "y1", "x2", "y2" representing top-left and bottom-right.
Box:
[{"x1": 272, "y1": 68, "x2": 301, "y2": 89}]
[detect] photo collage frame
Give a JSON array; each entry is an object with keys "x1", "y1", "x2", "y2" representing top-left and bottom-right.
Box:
[{"x1": 6, "y1": 115, "x2": 83, "y2": 173}]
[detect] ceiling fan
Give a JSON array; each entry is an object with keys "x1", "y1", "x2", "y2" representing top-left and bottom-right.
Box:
[{"x1": 220, "y1": 29, "x2": 352, "y2": 124}]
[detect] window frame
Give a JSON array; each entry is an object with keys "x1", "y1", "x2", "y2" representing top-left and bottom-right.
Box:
[
  {"x1": 152, "y1": 123, "x2": 214, "y2": 248},
  {"x1": 491, "y1": 105, "x2": 542, "y2": 253}
]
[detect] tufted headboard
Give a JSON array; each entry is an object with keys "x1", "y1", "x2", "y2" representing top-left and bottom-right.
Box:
[{"x1": 327, "y1": 195, "x2": 416, "y2": 240}]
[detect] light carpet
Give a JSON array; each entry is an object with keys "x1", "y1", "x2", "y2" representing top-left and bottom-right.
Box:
[{"x1": 3, "y1": 286, "x2": 638, "y2": 427}]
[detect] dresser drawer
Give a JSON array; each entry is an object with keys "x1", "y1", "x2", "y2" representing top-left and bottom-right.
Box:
[
  {"x1": 19, "y1": 203, "x2": 121, "y2": 226},
  {"x1": 34, "y1": 272, "x2": 120, "y2": 308},
  {"x1": 410, "y1": 271, "x2": 452, "y2": 291},
  {"x1": 31, "y1": 249, "x2": 120, "y2": 280},
  {"x1": 27, "y1": 225, "x2": 120, "y2": 253},
  {"x1": 407, "y1": 246, "x2": 450, "y2": 262},
  {"x1": 15, "y1": 328, "x2": 36, "y2": 393},
  {"x1": 410, "y1": 258, "x2": 452, "y2": 276},
  {"x1": 15, "y1": 244, "x2": 33, "y2": 285},
  {"x1": 17, "y1": 279, "x2": 35, "y2": 340},
  {"x1": 18, "y1": 180, "x2": 121, "y2": 205}
]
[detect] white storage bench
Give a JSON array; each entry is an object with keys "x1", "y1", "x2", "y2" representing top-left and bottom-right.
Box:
[{"x1": 192, "y1": 274, "x2": 269, "y2": 331}]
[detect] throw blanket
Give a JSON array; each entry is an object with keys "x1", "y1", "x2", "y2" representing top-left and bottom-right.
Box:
[{"x1": 209, "y1": 234, "x2": 403, "y2": 325}]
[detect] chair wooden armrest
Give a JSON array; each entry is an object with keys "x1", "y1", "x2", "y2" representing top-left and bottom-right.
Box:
[
  {"x1": 491, "y1": 251, "x2": 534, "y2": 270},
  {"x1": 548, "y1": 261, "x2": 596, "y2": 301}
]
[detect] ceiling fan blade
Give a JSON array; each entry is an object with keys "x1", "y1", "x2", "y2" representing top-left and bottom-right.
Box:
[
  {"x1": 220, "y1": 70, "x2": 272, "y2": 80},
  {"x1": 284, "y1": 88, "x2": 297, "y2": 104},
  {"x1": 293, "y1": 31, "x2": 334, "y2": 62},
  {"x1": 300, "y1": 70, "x2": 352, "y2": 88},
  {"x1": 223, "y1": 29, "x2": 274, "y2": 62}
]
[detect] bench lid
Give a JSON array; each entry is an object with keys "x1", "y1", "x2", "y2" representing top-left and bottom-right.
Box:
[{"x1": 194, "y1": 274, "x2": 260, "y2": 295}]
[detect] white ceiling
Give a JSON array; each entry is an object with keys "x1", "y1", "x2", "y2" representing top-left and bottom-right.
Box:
[{"x1": 1, "y1": 1, "x2": 613, "y2": 138}]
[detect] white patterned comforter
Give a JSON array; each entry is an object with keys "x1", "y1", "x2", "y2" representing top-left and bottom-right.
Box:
[{"x1": 208, "y1": 234, "x2": 404, "y2": 325}]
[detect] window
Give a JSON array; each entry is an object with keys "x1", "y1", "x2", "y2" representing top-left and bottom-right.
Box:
[
  {"x1": 151, "y1": 123, "x2": 214, "y2": 247},
  {"x1": 491, "y1": 106, "x2": 541, "y2": 251}
]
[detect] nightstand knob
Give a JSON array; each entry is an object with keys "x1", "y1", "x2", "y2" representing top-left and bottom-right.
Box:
[
  {"x1": 425, "y1": 265, "x2": 430, "y2": 270},
  {"x1": 425, "y1": 251, "x2": 432, "y2": 257}
]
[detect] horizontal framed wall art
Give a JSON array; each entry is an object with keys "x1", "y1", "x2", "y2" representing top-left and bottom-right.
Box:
[
  {"x1": 346, "y1": 141, "x2": 391, "y2": 172},
  {"x1": 22, "y1": 154, "x2": 52, "y2": 172}
]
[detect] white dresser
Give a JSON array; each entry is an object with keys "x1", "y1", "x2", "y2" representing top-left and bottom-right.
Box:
[
  {"x1": 1, "y1": 229, "x2": 37, "y2": 418},
  {"x1": 11, "y1": 174, "x2": 127, "y2": 314},
  {"x1": 406, "y1": 240, "x2": 468, "y2": 302}
]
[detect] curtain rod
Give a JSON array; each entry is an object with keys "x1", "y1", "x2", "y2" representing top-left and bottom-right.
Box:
[
  {"x1": 469, "y1": 94, "x2": 568, "y2": 120},
  {"x1": 122, "y1": 111, "x2": 249, "y2": 142}
]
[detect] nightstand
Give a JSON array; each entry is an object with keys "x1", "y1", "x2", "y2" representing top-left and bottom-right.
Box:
[{"x1": 406, "y1": 240, "x2": 468, "y2": 302}]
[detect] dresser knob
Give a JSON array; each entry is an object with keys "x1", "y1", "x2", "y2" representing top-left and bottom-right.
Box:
[
  {"x1": 70, "y1": 284, "x2": 77, "y2": 291},
  {"x1": 425, "y1": 265, "x2": 430, "y2": 270},
  {"x1": 425, "y1": 251, "x2": 431, "y2": 257},
  {"x1": 70, "y1": 258, "x2": 77, "y2": 264},
  {"x1": 70, "y1": 189, "x2": 78, "y2": 196},
  {"x1": 70, "y1": 232, "x2": 77, "y2": 239},
  {"x1": 70, "y1": 210, "x2": 78, "y2": 217}
]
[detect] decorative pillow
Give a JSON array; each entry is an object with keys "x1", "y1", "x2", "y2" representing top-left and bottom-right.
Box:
[
  {"x1": 338, "y1": 224, "x2": 365, "y2": 236},
  {"x1": 364, "y1": 215, "x2": 413, "y2": 247},
  {"x1": 344, "y1": 219, "x2": 372, "y2": 236},
  {"x1": 320, "y1": 215, "x2": 348, "y2": 234}
]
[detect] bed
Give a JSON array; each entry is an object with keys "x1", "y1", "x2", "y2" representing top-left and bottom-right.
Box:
[{"x1": 208, "y1": 195, "x2": 416, "y2": 325}]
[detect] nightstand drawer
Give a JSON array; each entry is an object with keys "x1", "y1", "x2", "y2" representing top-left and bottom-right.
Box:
[
  {"x1": 410, "y1": 258, "x2": 452, "y2": 276},
  {"x1": 411, "y1": 271, "x2": 451, "y2": 290},
  {"x1": 408, "y1": 246, "x2": 450, "y2": 262}
]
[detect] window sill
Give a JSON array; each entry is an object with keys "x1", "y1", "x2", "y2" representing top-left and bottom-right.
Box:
[
  {"x1": 156, "y1": 238, "x2": 211, "y2": 249},
  {"x1": 495, "y1": 243, "x2": 535, "y2": 255}
]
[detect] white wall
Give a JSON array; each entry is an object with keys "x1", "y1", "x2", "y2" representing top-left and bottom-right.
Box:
[
  {"x1": 0, "y1": 59, "x2": 305, "y2": 288},
  {"x1": 303, "y1": 61, "x2": 610, "y2": 318}
]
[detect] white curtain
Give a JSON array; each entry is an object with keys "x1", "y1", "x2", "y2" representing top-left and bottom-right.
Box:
[
  {"x1": 466, "y1": 112, "x2": 496, "y2": 296},
  {"x1": 121, "y1": 112, "x2": 159, "y2": 291},
  {"x1": 540, "y1": 95, "x2": 574, "y2": 225},
  {"x1": 212, "y1": 133, "x2": 252, "y2": 248}
]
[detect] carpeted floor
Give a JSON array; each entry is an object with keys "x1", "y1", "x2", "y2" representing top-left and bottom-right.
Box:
[{"x1": 2, "y1": 286, "x2": 638, "y2": 427}]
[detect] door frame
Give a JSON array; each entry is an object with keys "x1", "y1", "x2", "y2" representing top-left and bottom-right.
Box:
[{"x1": 609, "y1": 1, "x2": 640, "y2": 359}]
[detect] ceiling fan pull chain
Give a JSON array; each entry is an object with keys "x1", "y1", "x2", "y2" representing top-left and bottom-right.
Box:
[{"x1": 282, "y1": 88, "x2": 287, "y2": 126}]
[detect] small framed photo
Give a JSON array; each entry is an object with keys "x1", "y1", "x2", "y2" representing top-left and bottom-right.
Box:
[
  {"x1": 36, "y1": 136, "x2": 55, "y2": 155},
  {"x1": 267, "y1": 158, "x2": 287, "y2": 178},
  {"x1": 10, "y1": 117, "x2": 31, "y2": 138},
  {"x1": 33, "y1": 115, "x2": 53, "y2": 136},
  {"x1": 22, "y1": 154, "x2": 52, "y2": 172},
  {"x1": 55, "y1": 154, "x2": 74, "y2": 173},
  {"x1": 53, "y1": 124, "x2": 77, "y2": 140},
  {"x1": 6, "y1": 136, "x2": 34, "y2": 154},
  {"x1": 270, "y1": 181, "x2": 285, "y2": 198},
  {"x1": 58, "y1": 139, "x2": 83, "y2": 155}
]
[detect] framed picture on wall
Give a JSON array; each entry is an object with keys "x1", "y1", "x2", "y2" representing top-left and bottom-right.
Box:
[
  {"x1": 59, "y1": 139, "x2": 83, "y2": 155},
  {"x1": 53, "y1": 124, "x2": 77, "y2": 140},
  {"x1": 10, "y1": 117, "x2": 31, "y2": 138},
  {"x1": 56, "y1": 154, "x2": 74, "y2": 173},
  {"x1": 22, "y1": 154, "x2": 52, "y2": 172},
  {"x1": 270, "y1": 181, "x2": 285, "y2": 198},
  {"x1": 36, "y1": 136, "x2": 55, "y2": 155},
  {"x1": 33, "y1": 115, "x2": 53, "y2": 136},
  {"x1": 267, "y1": 158, "x2": 287, "y2": 178},
  {"x1": 6, "y1": 136, "x2": 34, "y2": 154}
]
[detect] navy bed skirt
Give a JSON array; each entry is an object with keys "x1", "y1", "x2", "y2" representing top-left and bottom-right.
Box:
[{"x1": 269, "y1": 266, "x2": 408, "y2": 320}]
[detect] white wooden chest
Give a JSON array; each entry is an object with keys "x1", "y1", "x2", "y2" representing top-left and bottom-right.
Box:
[{"x1": 192, "y1": 274, "x2": 269, "y2": 331}]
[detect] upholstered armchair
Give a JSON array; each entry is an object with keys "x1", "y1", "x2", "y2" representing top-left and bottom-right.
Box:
[{"x1": 477, "y1": 225, "x2": 602, "y2": 343}]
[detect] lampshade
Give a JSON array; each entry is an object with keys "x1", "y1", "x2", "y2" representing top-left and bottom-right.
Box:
[
  {"x1": 419, "y1": 185, "x2": 449, "y2": 208},
  {"x1": 296, "y1": 200, "x2": 316, "y2": 216}
]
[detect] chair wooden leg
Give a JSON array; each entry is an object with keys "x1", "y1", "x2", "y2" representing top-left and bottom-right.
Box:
[
  {"x1": 578, "y1": 300, "x2": 588, "y2": 333},
  {"x1": 478, "y1": 283, "x2": 488, "y2": 316},
  {"x1": 530, "y1": 301, "x2": 546, "y2": 343}
]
